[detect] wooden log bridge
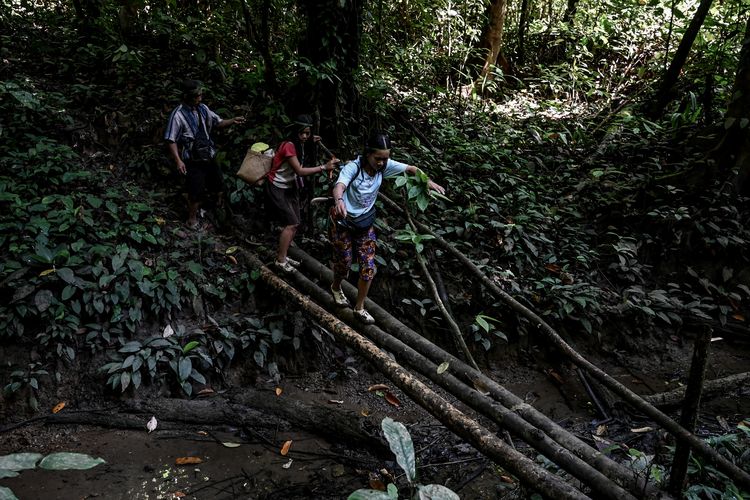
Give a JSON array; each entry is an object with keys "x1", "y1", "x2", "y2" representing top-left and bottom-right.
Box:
[{"x1": 243, "y1": 248, "x2": 657, "y2": 499}]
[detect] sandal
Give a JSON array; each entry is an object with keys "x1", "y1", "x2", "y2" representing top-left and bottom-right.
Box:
[
  {"x1": 330, "y1": 285, "x2": 350, "y2": 307},
  {"x1": 353, "y1": 308, "x2": 375, "y2": 324}
]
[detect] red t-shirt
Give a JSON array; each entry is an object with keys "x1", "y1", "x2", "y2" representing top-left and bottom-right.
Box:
[{"x1": 268, "y1": 141, "x2": 298, "y2": 188}]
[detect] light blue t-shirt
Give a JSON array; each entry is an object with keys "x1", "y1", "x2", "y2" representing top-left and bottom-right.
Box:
[{"x1": 336, "y1": 156, "x2": 408, "y2": 217}]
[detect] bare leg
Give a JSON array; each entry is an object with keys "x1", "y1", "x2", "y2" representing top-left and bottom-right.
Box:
[
  {"x1": 187, "y1": 200, "x2": 200, "y2": 226},
  {"x1": 277, "y1": 224, "x2": 298, "y2": 262},
  {"x1": 354, "y1": 278, "x2": 373, "y2": 311}
]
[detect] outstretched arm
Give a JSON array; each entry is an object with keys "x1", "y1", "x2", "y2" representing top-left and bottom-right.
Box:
[
  {"x1": 405, "y1": 165, "x2": 446, "y2": 195},
  {"x1": 216, "y1": 116, "x2": 246, "y2": 129}
]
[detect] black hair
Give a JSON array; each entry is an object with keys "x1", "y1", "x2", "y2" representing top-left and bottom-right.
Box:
[
  {"x1": 365, "y1": 130, "x2": 391, "y2": 154},
  {"x1": 284, "y1": 114, "x2": 314, "y2": 165},
  {"x1": 181, "y1": 79, "x2": 202, "y2": 101}
]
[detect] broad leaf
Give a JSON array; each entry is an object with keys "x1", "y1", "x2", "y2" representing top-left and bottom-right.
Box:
[
  {"x1": 347, "y1": 490, "x2": 393, "y2": 500},
  {"x1": 417, "y1": 484, "x2": 460, "y2": 500},
  {"x1": 0, "y1": 453, "x2": 42, "y2": 471},
  {"x1": 38, "y1": 453, "x2": 105, "y2": 470},
  {"x1": 0, "y1": 486, "x2": 20, "y2": 500},
  {"x1": 381, "y1": 417, "x2": 416, "y2": 482}
]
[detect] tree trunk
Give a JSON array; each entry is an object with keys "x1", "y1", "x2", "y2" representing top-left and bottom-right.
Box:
[
  {"x1": 517, "y1": 0, "x2": 531, "y2": 65},
  {"x1": 650, "y1": 0, "x2": 715, "y2": 116},
  {"x1": 295, "y1": 0, "x2": 363, "y2": 145},
  {"x1": 562, "y1": 0, "x2": 578, "y2": 24},
  {"x1": 477, "y1": 0, "x2": 510, "y2": 83},
  {"x1": 240, "y1": 0, "x2": 280, "y2": 98},
  {"x1": 668, "y1": 329, "x2": 712, "y2": 495},
  {"x1": 713, "y1": 17, "x2": 750, "y2": 194}
]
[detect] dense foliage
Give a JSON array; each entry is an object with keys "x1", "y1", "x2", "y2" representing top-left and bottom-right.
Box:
[{"x1": 1, "y1": 0, "x2": 748, "y2": 494}]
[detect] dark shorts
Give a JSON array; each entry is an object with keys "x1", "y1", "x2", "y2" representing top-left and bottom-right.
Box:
[
  {"x1": 329, "y1": 208, "x2": 377, "y2": 282},
  {"x1": 265, "y1": 182, "x2": 300, "y2": 226},
  {"x1": 186, "y1": 159, "x2": 224, "y2": 202}
]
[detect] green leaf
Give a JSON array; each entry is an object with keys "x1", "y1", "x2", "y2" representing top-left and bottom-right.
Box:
[
  {"x1": 178, "y1": 357, "x2": 192, "y2": 381},
  {"x1": 57, "y1": 267, "x2": 76, "y2": 284},
  {"x1": 119, "y1": 341, "x2": 142, "y2": 353},
  {"x1": 38, "y1": 453, "x2": 105, "y2": 470},
  {"x1": 0, "y1": 453, "x2": 43, "y2": 471},
  {"x1": 182, "y1": 341, "x2": 200, "y2": 354},
  {"x1": 381, "y1": 417, "x2": 416, "y2": 483},
  {"x1": 347, "y1": 490, "x2": 393, "y2": 500},
  {"x1": 436, "y1": 361, "x2": 450, "y2": 374},
  {"x1": 417, "y1": 484, "x2": 460, "y2": 500},
  {"x1": 34, "y1": 290, "x2": 54, "y2": 312},
  {"x1": 0, "y1": 486, "x2": 20, "y2": 500}
]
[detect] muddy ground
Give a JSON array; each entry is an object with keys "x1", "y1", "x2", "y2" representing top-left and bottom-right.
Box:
[{"x1": 1, "y1": 322, "x2": 748, "y2": 500}]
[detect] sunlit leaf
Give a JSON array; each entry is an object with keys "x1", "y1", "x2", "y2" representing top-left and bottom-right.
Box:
[{"x1": 436, "y1": 361, "x2": 450, "y2": 374}]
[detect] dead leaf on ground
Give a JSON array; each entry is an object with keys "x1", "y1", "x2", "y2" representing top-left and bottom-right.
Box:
[
  {"x1": 222, "y1": 442, "x2": 241, "y2": 448},
  {"x1": 369, "y1": 479, "x2": 386, "y2": 491},
  {"x1": 631, "y1": 426, "x2": 653, "y2": 433},
  {"x1": 367, "y1": 384, "x2": 389, "y2": 392},
  {"x1": 175, "y1": 457, "x2": 202, "y2": 465},
  {"x1": 732, "y1": 313, "x2": 745, "y2": 322},
  {"x1": 384, "y1": 392, "x2": 401, "y2": 408},
  {"x1": 227, "y1": 255, "x2": 238, "y2": 265},
  {"x1": 596, "y1": 424, "x2": 607, "y2": 436},
  {"x1": 472, "y1": 379, "x2": 490, "y2": 396},
  {"x1": 500, "y1": 475, "x2": 514, "y2": 484},
  {"x1": 280, "y1": 440, "x2": 292, "y2": 456},
  {"x1": 546, "y1": 369, "x2": 564, "y2": 385},
  {"x1": 436, "y1": 361, "x2": 450, "y2": 374},
  {"x1": 173, "y1": 492, "x2": 186, "y2": 498},
  {"x1": 282, "y1": 458, "x2": 293, "y2": 469},
  {"x1": 197, "y1": 388, "x2": 214, "y2": 396},
  {"x1": 197, "y1": 431, "x2": 208, "y2": 436},
  {"x1": 360, "y1": 408, "x2": 371, "y2": 417},
  {"x1": 52, "y1": 402, "x2": 66, "y2": 414},
  {"x1": 329, "y1": 399, "x2": 344, "y2": 404},
  {"x1": 275, "y1": 387, "x2": 283, "y2": 396}
]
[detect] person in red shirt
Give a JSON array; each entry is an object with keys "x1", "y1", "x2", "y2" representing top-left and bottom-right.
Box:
[{"x1": 266, "y1": 115, "x2": 338, "y2": 272}]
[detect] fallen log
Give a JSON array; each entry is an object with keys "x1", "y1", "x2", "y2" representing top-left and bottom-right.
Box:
[
  {"x1": 643, "y1": 371, "x2": 750, "y2": 409},
  {"x1": 288, "y1": 247, "x2": 659, "y2": 498},
  {"x1": 9, "y1": 390, "x2": 384, "y2": 453},
  {"x1": 283, "y1": 259, "x2": 644, "y2": 500},
  {"x1": 377, "y1": 194, "x2": 750, "y2": 491},
  {"x1": 247, "y1": 252, "x2": 592, "y2": 500}
]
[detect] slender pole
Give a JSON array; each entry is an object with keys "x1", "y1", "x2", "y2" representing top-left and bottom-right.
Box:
[{"x1": 668, "y1": 327, "x2": 713, "y2": 495}]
